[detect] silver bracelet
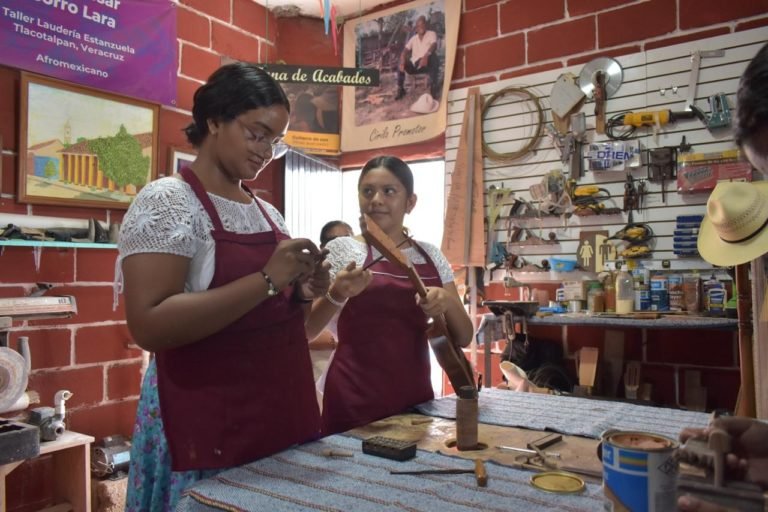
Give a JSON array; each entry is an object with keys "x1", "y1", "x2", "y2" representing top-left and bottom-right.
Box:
[{"x1": 325, "y1": 290, "x2": 348, "y2": 308}]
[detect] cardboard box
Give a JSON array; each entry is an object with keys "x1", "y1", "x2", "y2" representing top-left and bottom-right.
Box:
[
  {"x1": 562, "y1": 281, "x2": 587, "y2": 301},
  {"x1": 677, "y1": 149, "x2": 753, "y2": 193}
]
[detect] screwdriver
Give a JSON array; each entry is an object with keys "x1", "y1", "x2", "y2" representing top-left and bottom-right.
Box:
[{"x1": 391, "y1": 459, "x2": 488, "y2": 487}]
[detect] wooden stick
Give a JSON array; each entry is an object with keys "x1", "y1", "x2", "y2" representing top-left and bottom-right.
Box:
[{"x1": 735, "y1": 263, "x2": 756, "y2": 417}]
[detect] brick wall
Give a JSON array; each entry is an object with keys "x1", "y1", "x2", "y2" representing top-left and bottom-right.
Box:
[
  {"x1": 451, "y1": 0, "x2": 768, "y2": 88},
  {"x1": 1, "y1": 2, "x2": 278, "y2": 510}
]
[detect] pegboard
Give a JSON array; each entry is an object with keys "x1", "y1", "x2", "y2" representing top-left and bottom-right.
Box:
[{"x1": 444, "y1": 27, "x2": 768, "y2": 277}]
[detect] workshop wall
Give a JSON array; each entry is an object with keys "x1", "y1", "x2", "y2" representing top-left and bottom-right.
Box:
[
  {"x1": 1, "y1": 3, "x2": 766, "y2": 509},
  {"x1": 449, "y1": 27, "x2": 768, "y2": 412}
]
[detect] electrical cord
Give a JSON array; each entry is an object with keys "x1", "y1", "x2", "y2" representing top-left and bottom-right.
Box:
[
  {"x1": 481, "y1": 86, "x2": 544, "y2": 162},
  {"x1": 606, "y1": 111, "x2": 635, "y2": 140}
]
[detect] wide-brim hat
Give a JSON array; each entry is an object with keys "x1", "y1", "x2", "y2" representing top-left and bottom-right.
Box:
[
  {"x1": 410, "y1": 93, "x2": 439, "y2": 114},
  {"x1": 698, "y1": 181, "x2": 768, "y2": 266}
]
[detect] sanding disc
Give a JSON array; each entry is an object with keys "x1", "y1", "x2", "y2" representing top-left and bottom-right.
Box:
[
  {"x1": 579, "y1": 57, "x2": 623, "y2": 99},
  {"x1": 0, "y1": 347, "x2": 28, "y2": 413}
]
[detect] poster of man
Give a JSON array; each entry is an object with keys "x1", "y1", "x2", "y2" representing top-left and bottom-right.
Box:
[{"x1": 341, "y1": 0, "x2": 460, "y2": 152}]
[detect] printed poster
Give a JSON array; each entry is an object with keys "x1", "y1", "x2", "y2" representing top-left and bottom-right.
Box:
[
  {"x1": 341, "y1": 0, "x2": 460, "y2": 152},
  {"x1": 0, "y1": 0, "x2": 177, "y2": 105}
]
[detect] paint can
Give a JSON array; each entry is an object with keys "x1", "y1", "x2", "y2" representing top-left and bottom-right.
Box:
[{"x1": 601, "y1": 430, "x2": 679, "y2": 512}]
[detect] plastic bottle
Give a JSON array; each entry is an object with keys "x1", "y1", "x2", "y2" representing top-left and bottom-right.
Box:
[
  {"x1": 603, "y1": 273, "x2": 616, "y2": 312},
  {"x1": 616, "y1": 269, "x2": 634, "y2": 314}
]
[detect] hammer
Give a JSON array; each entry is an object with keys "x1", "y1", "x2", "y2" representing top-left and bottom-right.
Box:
[{"x1": 391, "y1": 459, "x2": 488, "y2": 487}]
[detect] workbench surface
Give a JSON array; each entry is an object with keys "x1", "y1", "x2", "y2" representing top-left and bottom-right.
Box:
[{"x1": 177, "y1": 391, "x2": 711, "y2": 511}]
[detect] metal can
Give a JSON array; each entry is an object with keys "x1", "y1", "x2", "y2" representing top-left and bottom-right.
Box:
[
  {"x1": 634, "y1": 285, "x2": 650, "y2": 311},
  {"x1": 650, "y1": 275, "x2": 670, "y2": 311},
  {"x1": 602, "y1": 431, "x2": 679, "y2": 512}
]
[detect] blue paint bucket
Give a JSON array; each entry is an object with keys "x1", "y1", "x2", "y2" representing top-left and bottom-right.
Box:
[{"x1": 601, "y1": 431, "x2": 678, "y2": 512}]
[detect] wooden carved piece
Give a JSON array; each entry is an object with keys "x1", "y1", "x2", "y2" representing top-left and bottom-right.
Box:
[{"x1": 360, "y1": 214, "x2": 476, "y2": 392}]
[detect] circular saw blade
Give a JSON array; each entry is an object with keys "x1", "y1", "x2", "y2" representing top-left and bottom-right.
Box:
[
  {"x1": 0, "y1": 347, "x2": 28, "y2": 413},
  {"x1": 579, "y1": 57, "x2": 624, "y2": 99}
]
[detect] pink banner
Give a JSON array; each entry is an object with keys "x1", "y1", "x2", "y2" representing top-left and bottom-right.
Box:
[{"x1": 0, "y1": 0, "x2": 176, "y2": 105}]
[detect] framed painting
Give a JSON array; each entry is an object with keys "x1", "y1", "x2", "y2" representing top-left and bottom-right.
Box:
[
  {"x1": 18, "y1": 72, "x2": 159, "y2": 209},
  {"x1": 167, "y1": 146, "x2": 196, "y2": 175}
]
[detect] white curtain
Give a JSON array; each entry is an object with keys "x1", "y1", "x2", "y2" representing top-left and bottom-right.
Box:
[{"x1": 283, "y1": 149, "x2": 343, "y2": 245}]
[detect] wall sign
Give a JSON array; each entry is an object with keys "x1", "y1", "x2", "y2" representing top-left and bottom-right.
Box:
[
  {"x1": 0, "y1": 0, "x2": 177, "y2": 105},
  {"x1": 263, "y1": 64, "x2": 379, "y2": 86}
]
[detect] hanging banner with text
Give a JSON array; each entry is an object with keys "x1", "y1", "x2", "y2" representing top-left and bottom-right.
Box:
[
  {"x1": 341, "y1": 0, "x2": 460, "y2": 152},
  {"x1": 0, "y1": 0, "x2": 177, "y2": 105},
  {"x1": 263, "y1": 64, "x2": 378, "y2": 156}
]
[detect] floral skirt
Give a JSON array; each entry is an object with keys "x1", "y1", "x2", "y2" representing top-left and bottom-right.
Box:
[{"x1": 125, "y1": 359, "x2": 222, "y2": 512}]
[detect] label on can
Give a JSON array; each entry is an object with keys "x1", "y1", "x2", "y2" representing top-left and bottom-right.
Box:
[
  {"x1": 651, "y1": 290, "x2": 669, "y2": 311},
  {"x1": 602, "y1": 432, "x2": 678, "y2": 512},
  {"x1": 634, "y1": 287, "x2": 650, "y2": 311},
  {"x1": 650, "y1": 275, "x2": 669, "y2": 291}
]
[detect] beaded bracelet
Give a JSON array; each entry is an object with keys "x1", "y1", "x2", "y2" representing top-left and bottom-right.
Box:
[{"x1": 325, "y1": 290, "x2": 348, "y2": 308}]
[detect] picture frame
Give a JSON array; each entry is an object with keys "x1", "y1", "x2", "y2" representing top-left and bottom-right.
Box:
[
  {"x1": 18, "y1": 72, "x2": 159, "y2": 209},
  {"x1": 167, "y1": 146, "x2": 196, "y2": 175}
]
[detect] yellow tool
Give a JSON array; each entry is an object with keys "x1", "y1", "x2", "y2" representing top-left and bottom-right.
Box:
[{"x1": 621, "y1": 110, "x2": 698, "y2": 127}]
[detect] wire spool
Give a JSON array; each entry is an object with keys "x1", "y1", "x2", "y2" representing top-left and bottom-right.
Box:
[
  {"x1": 481, "y1": 86, "x2": 544, "y2": 162},
  {"x1": 0, "y1": 347, "x2": 28, "y2": 414}
]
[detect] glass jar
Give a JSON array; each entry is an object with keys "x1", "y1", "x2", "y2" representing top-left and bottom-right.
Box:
[{"x1": 587, "y1": 283, "x2": 605, "y2": 313}]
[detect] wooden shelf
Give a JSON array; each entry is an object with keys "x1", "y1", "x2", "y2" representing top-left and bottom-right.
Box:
[
  {"x1": 0, "y1": 429, "x2": 94, "y2": 512},
  {"x1": 526, "y1": 314, "x2": 738, "y2": 330},
  {"x1": 0, "y1": 240, "x2": 116, "y2": 250}
]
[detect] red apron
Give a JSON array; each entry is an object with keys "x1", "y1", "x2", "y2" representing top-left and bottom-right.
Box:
[
  {"x1": 321, "y1": 241, "x2": 442, "y2": 435},
  {"x1": 156, "y1": 168, "x2": 320, "y2": 471}
]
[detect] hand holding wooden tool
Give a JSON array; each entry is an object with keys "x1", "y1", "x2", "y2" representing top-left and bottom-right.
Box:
[{"x1": 360, "y1": 214, "x2": 476, "y2": 392}]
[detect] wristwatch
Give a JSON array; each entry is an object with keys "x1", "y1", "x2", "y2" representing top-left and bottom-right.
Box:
[{"x1": 260, "y1": 271, "x2": 279, "y2": 296}]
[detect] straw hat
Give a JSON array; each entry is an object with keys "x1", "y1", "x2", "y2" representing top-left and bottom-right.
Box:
[
  {"x1": 697, "y1": 181, "x2": 768, "y2": 266},
  {"x1": 409, "y1": 93, "x2": 439, "y2": 114}
]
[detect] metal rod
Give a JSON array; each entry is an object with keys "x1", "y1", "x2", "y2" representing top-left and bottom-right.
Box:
[
  {"x1": 496, "y1": 445, "x2": 561, "y2": 458},
  {"x1": 362, "y1": 236, "x2": 411, "y2": 271}
]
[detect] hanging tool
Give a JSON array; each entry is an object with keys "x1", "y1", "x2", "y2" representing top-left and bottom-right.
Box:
[
  {"x1": 683, "y1": 49, "x2": 730, "y2": 131},
  {"x1": 593, "y1": 70, "x2": 607, "y2": 134},
  {"x1": 391, "y1": 459, "x2": 488, "y2": 487},
  {"x1": 706, "y1": 93, "x2": 732, "y2": 129},
  {"x1": 579, "y1": 57, "x2": 623, "y2": 135},
  {"x1": 647, "y1": 146, "x2": 677, "y2": 203},
  {"x1": 486, "y1": 185, "x2": 513, "y2": 264}
]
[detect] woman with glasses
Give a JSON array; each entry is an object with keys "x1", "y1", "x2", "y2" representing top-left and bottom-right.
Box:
[
  {"x1": 306, "y1": 156, "x2": 473, "y2": 435},
  {"x1": 118, "y1": 63, "x2": 329, "y2": 511}
]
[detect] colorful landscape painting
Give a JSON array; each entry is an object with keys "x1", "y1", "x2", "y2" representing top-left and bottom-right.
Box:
[{"x1": 19, "y1": 73, "x2": 159, "y2": 209}]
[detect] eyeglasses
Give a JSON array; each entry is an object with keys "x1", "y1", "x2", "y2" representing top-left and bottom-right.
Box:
[{"x1": 235, "y1": 118, "x2": 290, "y2": 160}]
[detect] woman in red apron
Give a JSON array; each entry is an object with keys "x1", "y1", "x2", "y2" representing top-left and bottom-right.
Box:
[
  {"x1": 308, "y1": 156, "x2": 474, "y2": 435},
  {"x1": 119, "y1": 64, "x2": 327, "y2": 511}
]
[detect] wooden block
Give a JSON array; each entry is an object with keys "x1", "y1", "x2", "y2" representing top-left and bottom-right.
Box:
[
  {"x1": 630, "y1": 312, "x2": 661, "y2": 319},
  {"x1": 686, "y1": 387, "x2": 708, "y2": 412},
  {"x1": 578, "y1": 347, "x2": 599, "y2": 387}
]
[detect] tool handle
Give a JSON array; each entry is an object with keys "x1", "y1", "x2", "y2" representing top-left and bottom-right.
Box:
[
  {"x1": 623, "y1": 110, "x2": 671, "y2": 127},
  {"x1": 474, "y1": 459, "x2": 488, "y2": 487}
]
